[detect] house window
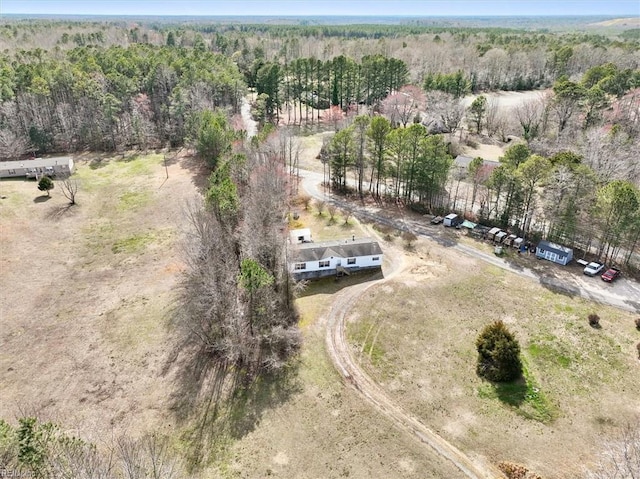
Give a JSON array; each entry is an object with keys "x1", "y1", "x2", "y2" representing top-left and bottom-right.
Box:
[
  {"x1": 372, "y1": 257, "x2": 380, "y2": 261},
  {"x1": 347, "y1": 258, "x2": 356, "y2": 265},
  {"x1": 319, "y1": 260, "x2": 330, "y2": 268},
  {"x1": 294, "y1": 263, "x2": 306, "y2": 270}
]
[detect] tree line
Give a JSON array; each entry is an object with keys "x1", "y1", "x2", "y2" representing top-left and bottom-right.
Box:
[
  {"x1": 250, "y1": 54, "x2": 409, "y2": 124},
  {"x1": 325, "y1": 115, "x2": 453, "y2": 209},
  {"x1": 179, "y1": 112, "x2": 301, "y2": 379},
  {"x1": 0, "y1": 44, "x2": 244, "y2": 157}
]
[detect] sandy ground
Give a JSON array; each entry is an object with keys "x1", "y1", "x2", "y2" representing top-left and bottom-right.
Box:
[{"x1": 460, "y1": 90, "x2": 550, "y2": 110}]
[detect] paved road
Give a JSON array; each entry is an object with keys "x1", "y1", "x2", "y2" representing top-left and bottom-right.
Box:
[{"x1": 300, "y1": 169, "x2": 640, "y2": 314}]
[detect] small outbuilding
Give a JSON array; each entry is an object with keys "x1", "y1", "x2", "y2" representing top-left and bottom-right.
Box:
[
  {"x1": 494, "y1": 231, "x2": 508, "y2": 243},
  {"x1": 289, "y1": 228, "x2": 312, "y2": 244},
  {"x1": 487, "y1": 227, "x2": 502, "y2": 241},
  {"x1": 503, "y1": 234, "x2": 518, "y2": 246},
  {"x1": 443, "y1": 213, "x2": 462, "y2": 227},
  {"x1": 535, "y1": 240, "x2": 573, "y2": 265}
]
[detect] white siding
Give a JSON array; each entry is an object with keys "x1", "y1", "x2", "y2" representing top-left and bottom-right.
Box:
[{"x1": 290, "y1": 254, "x2": 382, "y2": 273}]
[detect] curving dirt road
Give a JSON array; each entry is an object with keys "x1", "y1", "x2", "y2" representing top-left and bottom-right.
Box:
[
  {"x1": 300, "y1": 168, "x2": 639, "y2": 479},
  {"x1": 323, "y1": 245, "x2": 503, "y2": 478},
  {"x1": 302, "y1": 171, "x2": 504, "y2": 477}
]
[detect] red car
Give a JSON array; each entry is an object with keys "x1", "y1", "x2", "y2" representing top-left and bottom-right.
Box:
[{"x1": 601, "y1": 267, "x2": 621, "y2": 282}]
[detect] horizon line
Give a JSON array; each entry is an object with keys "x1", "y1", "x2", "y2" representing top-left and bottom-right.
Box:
[{"x1": 2, "y1": 13, "x2": 638, "y2": 18}]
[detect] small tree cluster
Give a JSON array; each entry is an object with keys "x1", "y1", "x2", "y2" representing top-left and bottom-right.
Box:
[
  {"x1": 0, "y1": 417, "x2": 190, "y2": 479},
  {"x1": 497, "y1": 461, "x2": 543, "y2": 479},
  {"x1": 588, "y1": 313, "x2": 601, "y2": 328},
  {"x1": 476, "y1": 320, "x2": 523, "y2": 382},
  {"x1": 635, "y1": 317, "x2": 640, "y2": 330}
]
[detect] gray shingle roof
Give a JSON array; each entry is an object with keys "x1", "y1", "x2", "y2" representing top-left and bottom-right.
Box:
[{"x1": 292, "y1": 238, "x2": 383, "y2": 263}]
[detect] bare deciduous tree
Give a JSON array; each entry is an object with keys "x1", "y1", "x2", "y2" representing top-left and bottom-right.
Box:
[
  {"x1": 425, "y1": 91, "x2": 464, "y2": 136},
  {"x1": 59, "y1": 174, "x2": 79, "y2": 205},
  {"x1": 584, "y1": 418, "x2": 640, "y2": 479},
  {"x1": 514, "y1": 97, "x2": 546, "y2": 142}
]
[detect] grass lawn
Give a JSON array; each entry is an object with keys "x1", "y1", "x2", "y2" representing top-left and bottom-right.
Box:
[{"x1": 346, "y1": 237, "x2": 640, "y2": 478}]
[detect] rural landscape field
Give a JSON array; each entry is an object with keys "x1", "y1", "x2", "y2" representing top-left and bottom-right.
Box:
[{"x1": 1, "y1": 4, "x2": 640, "y2": 479}]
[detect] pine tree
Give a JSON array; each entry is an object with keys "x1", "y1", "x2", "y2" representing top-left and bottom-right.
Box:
[{"x1": 476, "y1": 320, "x2": 522, "y2": 382}]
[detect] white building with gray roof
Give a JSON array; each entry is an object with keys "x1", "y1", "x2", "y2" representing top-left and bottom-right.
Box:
[{"x1": 290, "y1": 237, "x2": 383, "y2": 280}]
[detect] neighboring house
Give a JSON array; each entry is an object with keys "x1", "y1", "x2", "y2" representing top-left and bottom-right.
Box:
[
  {"x1": 535, "y1": 240, "x2": 574, "y2": 265},
  {"x1": 290, "y1": 237, "x2": 383, "y2": 280},
  {"x1": 0, "y1": 157, "x2": 75, "y2": 179},
  {"x1": 289, "y1": 228, "x2": 312, "y2": 244}
]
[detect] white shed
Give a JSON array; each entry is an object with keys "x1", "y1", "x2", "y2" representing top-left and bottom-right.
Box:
[{"x1": 289, "y1": 228, "x2": 312, "y2": 244}]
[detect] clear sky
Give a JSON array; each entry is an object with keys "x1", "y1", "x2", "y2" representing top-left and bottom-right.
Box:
[{"x1": 1, "y1": 0, "x2": 639, "y2": 17}]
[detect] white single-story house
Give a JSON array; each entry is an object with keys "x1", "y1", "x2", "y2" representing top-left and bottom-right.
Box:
[
  {"x1": 0, "y1": 157, "x2": 75, "y2": 179},
  {"x1": 535, "y1": 240, "x2": 573, "y2": 265},
  {"x1": 289, "y1": 228, "x2": 312, "y2": 244},
  {"x1": 290, "y1": 237, "x2": 383, "y2": 280}
]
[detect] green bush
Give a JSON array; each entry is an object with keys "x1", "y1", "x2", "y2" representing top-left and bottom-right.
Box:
[{"x1": 476, "y1": 320, "x2": 523, "y2": 382}]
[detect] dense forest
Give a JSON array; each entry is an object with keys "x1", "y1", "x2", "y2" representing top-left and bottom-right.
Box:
[{"x1": 0, "y1": 18, "x2": 638, "y2": 268}]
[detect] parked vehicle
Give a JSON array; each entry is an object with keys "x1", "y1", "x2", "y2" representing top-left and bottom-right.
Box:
[
  {"x1": 430, "y1": 216, "x2": 444, "y2": 225},
  {"x1": 583, "y1": 262, "x2": 605, "y2": 277},
  {"x1": 601, "y1": 267, "x2": 621, "y2": 283},
  {"x1": 443, "y1": 213, "x2": 462, "y2": 227}
]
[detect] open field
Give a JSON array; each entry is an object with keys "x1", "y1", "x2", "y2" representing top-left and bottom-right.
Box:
[
  {"x1": 346, "y1": 235, "x2": 640, "y2": 478},
  {"x1": 0, "y1": 152, "x2": 205, "y2": 441},
  {"x1": 3, "y1": 143, "x2": 638, "y2": 478},
  {"x1": 0, "y1": 159, "x2": 469, "y2": 478}
]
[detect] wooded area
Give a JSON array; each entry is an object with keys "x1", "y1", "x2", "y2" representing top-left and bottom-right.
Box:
[{"x1": 1, "y1": 16, "x2": 639, "y2": 478}]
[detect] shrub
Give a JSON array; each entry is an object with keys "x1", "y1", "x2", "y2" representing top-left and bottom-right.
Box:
[
  {"x1": 498, "y1": 461, "x2": 543, "y2": 479},
  {"x1": 401, "y1": 231, "x2": 418, "y2": 247},
  {"x1": 476, "y1": 320, "x2": 523, "y2": 382},
  {"x1": 315, "y1": 200, "x2": 326, "y2": 216},
  {"x1": 635, "y1": 318, "x2": 640, "y2": 330},
  {"x1": 637, "y1": 342, "x2": 640, "y2": 360},
  {"x1": 588, "y1": 313, "x2": 600, "y2": 328},
  {"x1": 300, "y1": 195, "x2": 312, "y2": 210},
  {"x1": 37, "y1": 176, "x2": 54, "y2": 196}
]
